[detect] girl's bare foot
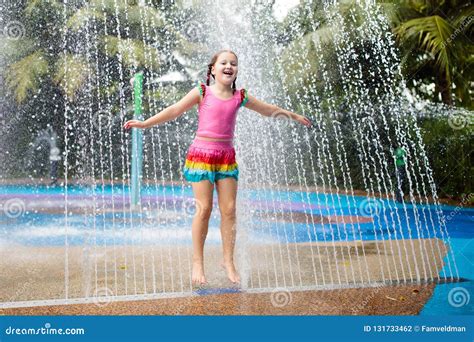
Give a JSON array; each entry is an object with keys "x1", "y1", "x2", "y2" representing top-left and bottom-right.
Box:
[
  {"x1": 221, "y1": 261, "x2": 240, "y2": 284},
  {"x1": 192, "y1": 262, "x2": 207, "y2": 285}
]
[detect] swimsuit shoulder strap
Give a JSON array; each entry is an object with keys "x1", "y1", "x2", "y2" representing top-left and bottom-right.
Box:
[
  {"x1": 197, "y1": 83, "x2": 206, "y2": 99},
  {"x1": 239, "y1": 88, "x2": 249, "y2": 107}
]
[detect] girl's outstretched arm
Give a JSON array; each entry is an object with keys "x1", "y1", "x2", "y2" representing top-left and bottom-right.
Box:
[
  {"x1": 244, "y1": 94, "x2": 312, "y2": 127},
  {"x1": 123, "y1": 87, "x2": 201, "y2": 129}
]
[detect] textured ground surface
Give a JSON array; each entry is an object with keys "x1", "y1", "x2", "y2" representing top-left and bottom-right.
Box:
[
  {"x1": 0, "y1": 239, "x2": 446, "y2": 302},
  {"x1": 0, "y1": 238, "x2": 444, "y2": 315},
  {"x1": 0, "y1": 283, "x2": 434, "y2": 316}
]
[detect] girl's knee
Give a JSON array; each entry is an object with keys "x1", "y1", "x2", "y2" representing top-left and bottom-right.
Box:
[
  {"x1": 196, "y1": 204, "x2": 213, "y2": 220},
  {"x1": 219, "y1": 201, "x2": 236, "y2": 219}
]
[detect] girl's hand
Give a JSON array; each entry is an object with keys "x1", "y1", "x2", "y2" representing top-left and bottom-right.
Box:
[
  {"x1": 124, "y1": 120, "x2": 146, "y2": 130},
  {"x1": 293, "y1": 114, "x2": 313, "y2": 128}
]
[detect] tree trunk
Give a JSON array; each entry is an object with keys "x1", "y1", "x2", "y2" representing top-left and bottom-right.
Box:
[{"x1": 437, "y1": 71, "x2": 452, "y2": 105}]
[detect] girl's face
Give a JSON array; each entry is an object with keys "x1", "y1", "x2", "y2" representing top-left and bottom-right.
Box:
[{"x1": 211, "y1": 52, "x2": 238, "y2": 86}]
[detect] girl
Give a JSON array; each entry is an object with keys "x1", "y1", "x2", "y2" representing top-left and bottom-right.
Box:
[{"x1": 124, "y1": 50, "x2": 312, "y2": 286}]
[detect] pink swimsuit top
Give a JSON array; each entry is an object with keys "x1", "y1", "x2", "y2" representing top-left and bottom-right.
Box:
[{"x1": 195, "y1": 84, "x2": 249, "y2": 140}]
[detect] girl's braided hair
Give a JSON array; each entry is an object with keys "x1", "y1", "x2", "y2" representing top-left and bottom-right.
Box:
[{"x1": 206, "y1": 49, "x2": 238, "y2": 94}]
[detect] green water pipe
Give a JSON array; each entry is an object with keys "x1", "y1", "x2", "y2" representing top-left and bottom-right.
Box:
[{"x1": 131, "y1": 72, "x2": 143, "y2": 209}]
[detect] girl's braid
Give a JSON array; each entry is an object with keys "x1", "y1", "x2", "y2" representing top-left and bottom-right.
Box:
[{"x1": 206, "y1": 64, "x2": 212, "y2": 86}]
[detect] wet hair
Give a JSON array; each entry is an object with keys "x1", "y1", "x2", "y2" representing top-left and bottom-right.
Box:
[{"x1": 206, "y1": 49, "x2": 238, "y2": 94}]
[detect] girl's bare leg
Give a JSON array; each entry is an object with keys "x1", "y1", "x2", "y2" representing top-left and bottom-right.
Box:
[
  {"x1": 191, "y1": 180, "x2": 214, "y2": 285},
  {"x1": 216, "y1": 177, "x2": 240, "y2": 283}
]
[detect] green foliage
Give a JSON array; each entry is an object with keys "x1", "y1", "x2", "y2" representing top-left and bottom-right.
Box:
[
  {"x1": 53, "y1": 54, "x2": 90, "y2": 100},
  {"x1": 280, "y1": 0, "x2": 473, "y2": 200},
  {"x1": 1, "y1": 0, "x2": 198, "y2": 180},
  {"x1": 0, "y1": 37, "x2": 36, "y2": 61},
  {"x1": 6, "y1": 51, "x2": 49, "y2": 103},
  {"x1": 395, "y1": 15, "x2": 452, "y2": 76},
  {"x1": 25, "y1": 0, "x2": 61, "y2": 17},
  {"x1": 2, "y1": 0, "x2": 470, "y2": 203},
  {"x1": 67, "y1": 1, "x2": 165, "y2": 32},
  {"x1": 102, "y1": 35, "x2": 160, "y2": 69},
  {"x1": 66, "y1": 7, "x2": 103, "y2": 31},
  {"x1": 280, "y1": 0, "x2": 398, "y2": 110},
  {"x1": 379, "y1": 0, "x2": 473, "y2": 108},
  {"x1": 419, "y1": 117, "x2": 473, "y2": 199},
  {"x1": 4, "y1": 0, "x2": 188, "y2": 104},
  {"x1": 126, "y1": 4, "x2": 165, "y2": 28}
]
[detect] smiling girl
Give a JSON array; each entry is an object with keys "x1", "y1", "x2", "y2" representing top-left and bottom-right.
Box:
[{"x1": 124, "y1": 49, "x2": 311, "y2": 286}]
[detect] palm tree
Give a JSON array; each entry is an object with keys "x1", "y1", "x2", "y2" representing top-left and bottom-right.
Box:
[
  {"x1": 3, "y1": 0, "x2": 62, "y2": 103},
  {"x1": 278, "y1": 0, "x2": 387, "y2": 109},
  {"x1": 1, "y1": 0, "x2": 204, "y2": 179},
  {"x1": 4, "y1": 0, "x2": 202, "y2": 104},
  {"x1": 380, "y1": 0, "x2": 473, "y2": 108}
]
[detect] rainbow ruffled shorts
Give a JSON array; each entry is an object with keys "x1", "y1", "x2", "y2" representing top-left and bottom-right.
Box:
[{"x1": 183, "y1": 139, "x2": 239, "y2": 184}]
